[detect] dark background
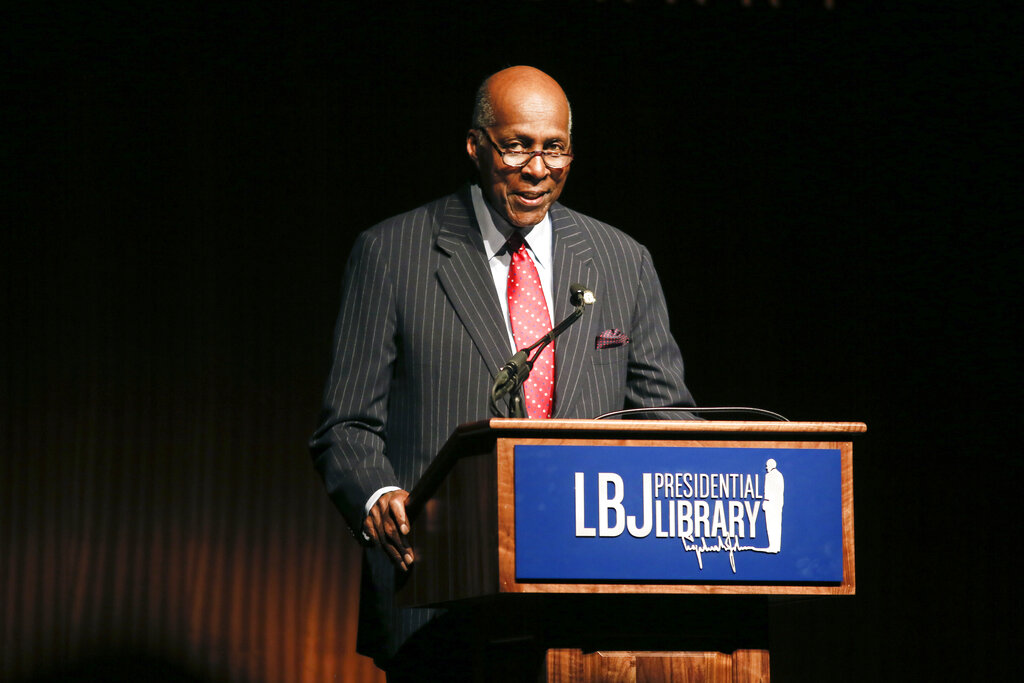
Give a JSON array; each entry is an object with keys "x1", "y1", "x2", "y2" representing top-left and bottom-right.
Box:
[{"x1": 3, "y1": 1, "x2": 1019, "y2": 681}]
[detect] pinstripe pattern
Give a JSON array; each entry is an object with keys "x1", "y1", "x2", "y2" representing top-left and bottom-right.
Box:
[{"x1": 310, "y1": 186, "x2": 694, "y2": 663}]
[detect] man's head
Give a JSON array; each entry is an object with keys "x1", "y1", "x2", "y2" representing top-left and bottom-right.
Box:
[{"x1": 466, "y1": 66, "x2": 572, "y2": 228}]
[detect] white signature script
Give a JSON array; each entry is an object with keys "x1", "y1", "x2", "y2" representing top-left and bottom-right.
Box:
[{"x1": 680, "y1": 533, "x2": 764, "y2": 573}]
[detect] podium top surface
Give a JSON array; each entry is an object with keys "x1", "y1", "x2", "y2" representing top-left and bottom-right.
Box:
[{"x1": 454, "y1": 418, "x2": 867, "y2": 439}]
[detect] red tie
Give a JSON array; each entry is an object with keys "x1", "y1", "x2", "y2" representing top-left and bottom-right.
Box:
[{"x1": 507, "y1": 232, "x2": 554, "y2": 418}]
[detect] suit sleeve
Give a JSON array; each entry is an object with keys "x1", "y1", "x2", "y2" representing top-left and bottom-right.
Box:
[
  {"x1": 624, "y1": 246, "x2": 697, "y2": 411},
  {"x1": 309, "y1": 230, "x2": 400, "y2": 537}
]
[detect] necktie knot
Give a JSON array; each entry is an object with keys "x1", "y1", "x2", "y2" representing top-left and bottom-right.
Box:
[{"x1": 505, "y1": 231, "x2": 526, "y2": 255}]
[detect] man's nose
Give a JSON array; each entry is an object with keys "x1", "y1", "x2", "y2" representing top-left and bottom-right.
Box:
[{"x1": 520, "y1": 153, "x2": 550, "y2": 179}]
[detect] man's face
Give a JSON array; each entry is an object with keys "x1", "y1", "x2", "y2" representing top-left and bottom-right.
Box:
[{"x1": 467, "y1": 81, "x2": 571, "y2": 228}]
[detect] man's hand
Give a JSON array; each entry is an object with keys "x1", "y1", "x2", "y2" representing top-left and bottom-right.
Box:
[{"x1": 363, "y1": 489, "x2": 415, "y2": 571}]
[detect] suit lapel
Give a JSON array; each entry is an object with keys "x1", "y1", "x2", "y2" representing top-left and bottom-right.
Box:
[
  {"x1": 434, "y1": 189, "x2": 512, "y2": 381},
  {"x1": 550, "y1": 205, "x2": 597, "y2": 417}
]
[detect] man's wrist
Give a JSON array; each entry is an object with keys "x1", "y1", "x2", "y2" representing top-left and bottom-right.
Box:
[{"x1": 361, "y1": 486, "x2": 402, "y2": 541}]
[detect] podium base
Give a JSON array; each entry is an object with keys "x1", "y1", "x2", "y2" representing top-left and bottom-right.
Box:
[{"x1": 545, "y1": 649, "x2": 769, "y2": 683}]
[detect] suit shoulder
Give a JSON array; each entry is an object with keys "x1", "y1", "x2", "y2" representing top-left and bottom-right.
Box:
[
  {"x1": 359, "y1": 192, "x2": 466, "y2": 245},
  {"x1": 553, "y1": 203, "x2": 650, "y2": 259}
]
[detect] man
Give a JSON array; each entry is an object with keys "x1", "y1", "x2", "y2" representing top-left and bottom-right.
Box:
[{"x1": 310, "y1": 66, "x2": 695, "y2": 677}]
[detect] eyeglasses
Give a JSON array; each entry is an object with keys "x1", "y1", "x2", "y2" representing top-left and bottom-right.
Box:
[{"x1": 478, "y1": 128, "x2": 574, "y2": 170}]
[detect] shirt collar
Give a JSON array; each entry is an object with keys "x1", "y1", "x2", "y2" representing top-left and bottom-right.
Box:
[{"x1": 470, "y1": 184, "x2": 552, "y2": 268}]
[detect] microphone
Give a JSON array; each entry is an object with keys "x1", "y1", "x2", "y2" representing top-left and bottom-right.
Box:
[
  {"x1": 492, "y1": 349, "x2": 529, "y2": 392},
  {"x1": 570, "y1": 283, "x2": 596, "y2": 308},
  {"x1": 490, "y1": 283, "x2": 597, "y2": 417}
]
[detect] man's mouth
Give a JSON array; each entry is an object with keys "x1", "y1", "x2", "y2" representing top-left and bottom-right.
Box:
[{"x1": 513, "y1": 191, "x2": 548, "y2": 207}]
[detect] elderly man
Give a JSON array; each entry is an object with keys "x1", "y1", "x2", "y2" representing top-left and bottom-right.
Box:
[{"x1": 310, "y1": 65, "x2": 695, "y2": 679}]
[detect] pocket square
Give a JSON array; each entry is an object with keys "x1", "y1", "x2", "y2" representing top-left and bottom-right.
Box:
[{"x1": 596, "y1": 328, "x2": 630, "y2": 349}]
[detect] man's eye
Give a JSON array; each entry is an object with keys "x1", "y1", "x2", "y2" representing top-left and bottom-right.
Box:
[{"x1": 505, "y1": 142, "x2": 527, "y2": 152}]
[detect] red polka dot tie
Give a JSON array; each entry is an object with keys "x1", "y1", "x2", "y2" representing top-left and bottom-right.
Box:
[{"x1": 507, "y1": 232, "x2": 554, "y2": 418}]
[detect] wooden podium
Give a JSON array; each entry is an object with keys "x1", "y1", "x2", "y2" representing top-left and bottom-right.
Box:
[{"x1": 398, "y1": 418, "x2": 864, "y2": 682}]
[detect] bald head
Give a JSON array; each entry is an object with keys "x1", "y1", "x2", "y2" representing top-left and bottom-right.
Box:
[{"x1": 472, "y1": 66, "x2": 572, "y2": 136}]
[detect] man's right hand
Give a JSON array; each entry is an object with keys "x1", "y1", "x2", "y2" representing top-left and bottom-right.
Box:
[{"x1": 363, "y1": 489, "x2": 415, "y2": 571}]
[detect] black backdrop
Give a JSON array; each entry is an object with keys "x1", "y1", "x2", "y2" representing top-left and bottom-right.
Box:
[{"x1": 4, "y1": 2, "x2": 1018, "y2": 681}]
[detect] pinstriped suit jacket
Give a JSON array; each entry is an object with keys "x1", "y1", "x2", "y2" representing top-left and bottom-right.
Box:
[{"x1": 310, "y1": 185, "x2": 694, "y2": 663}]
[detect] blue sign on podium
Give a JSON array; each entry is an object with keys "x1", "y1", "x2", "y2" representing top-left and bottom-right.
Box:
[{"x1": 514, "y1": 444, "x2": 844, "y2": 583}]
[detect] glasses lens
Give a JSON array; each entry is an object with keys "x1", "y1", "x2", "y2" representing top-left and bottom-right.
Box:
[
  {"x1": 501, "y1": 152, "x2": 572, "y2": 169},
  {"x1": 544, "y1": 154, "x2": 571, "y2": 169},
  {"x1": 503, "y1": 152, "x2": 532, "y2": 167}
]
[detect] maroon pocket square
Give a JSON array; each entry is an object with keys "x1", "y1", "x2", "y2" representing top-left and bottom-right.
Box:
[{"x1": 595, "y1": 329, "x2": 631, "y2": 349}]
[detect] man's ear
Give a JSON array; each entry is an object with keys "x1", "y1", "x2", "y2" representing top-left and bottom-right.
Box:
[{"x1": 466, "y1": 130, "x2": 481, "y2": 169}]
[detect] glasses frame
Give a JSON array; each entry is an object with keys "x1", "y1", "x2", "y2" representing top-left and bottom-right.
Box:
[{"x1": 478, "y1": 128, "x2": 574, "y2": 170}]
